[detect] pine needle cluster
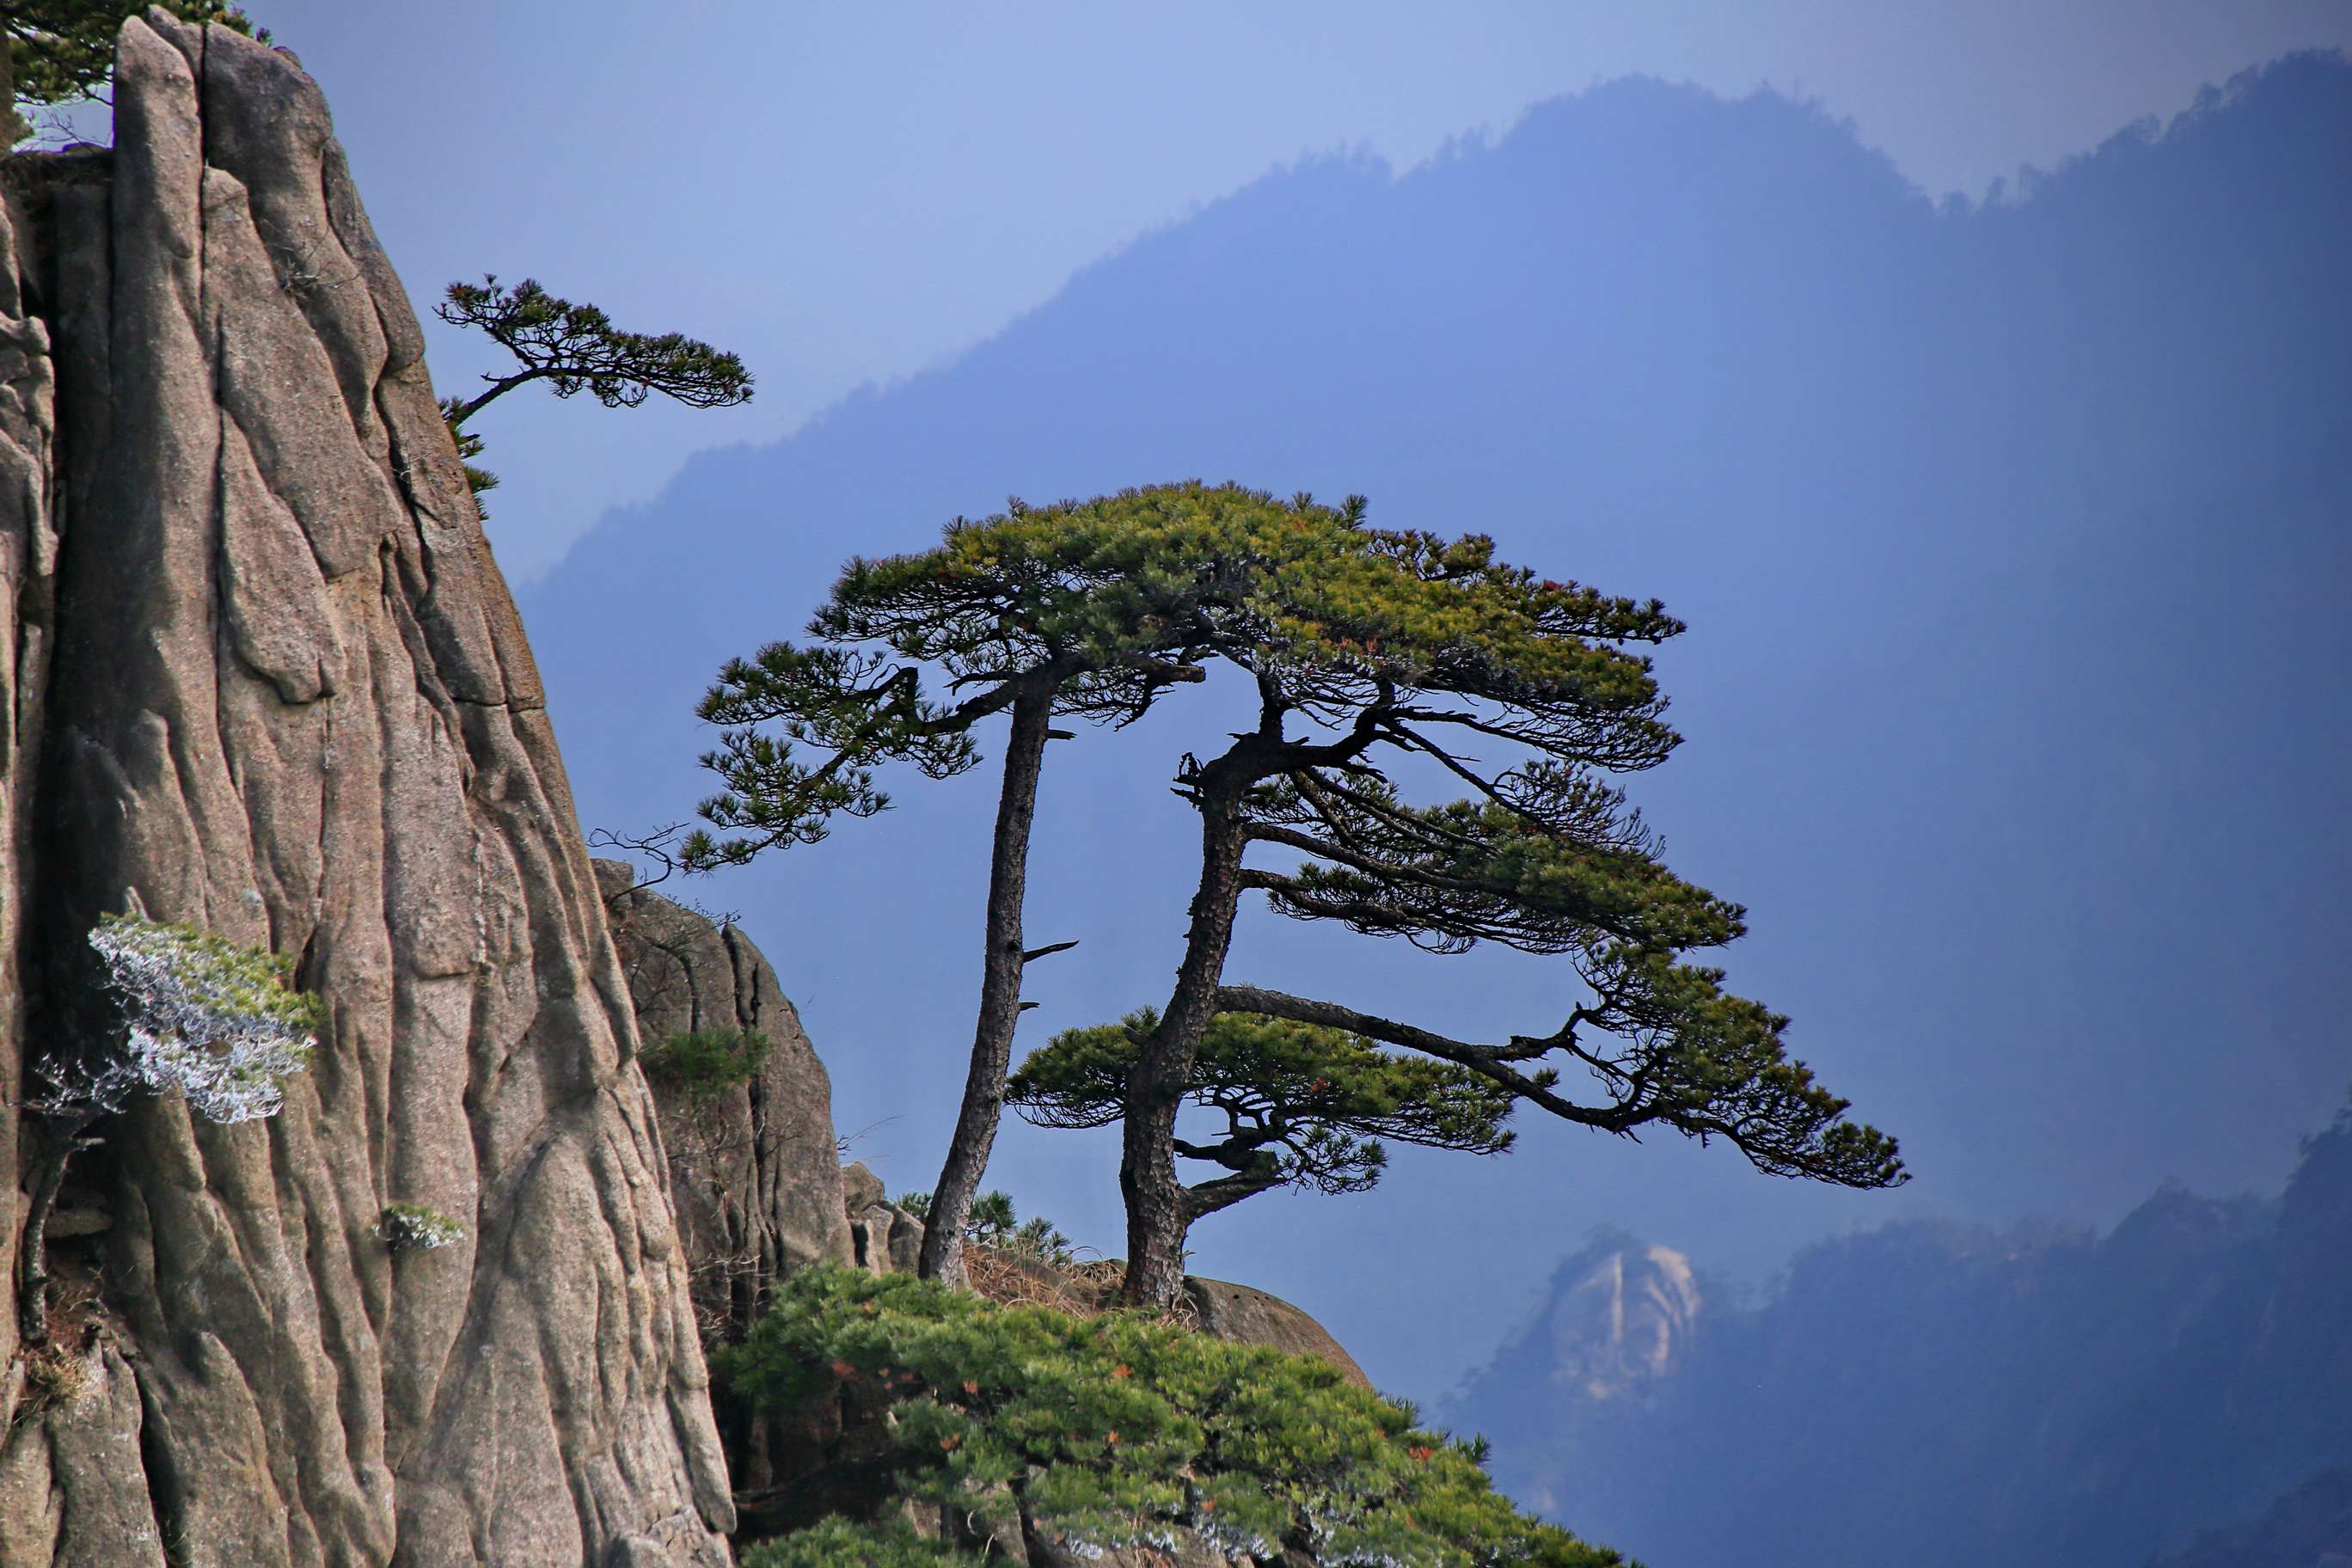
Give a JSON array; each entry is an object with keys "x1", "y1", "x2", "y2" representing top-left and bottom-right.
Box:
[
  {"x1": 1011, "y1": 1008, "x2": 1515, "y2": 1223},
  {"x1": 720, "y1": 1266, "x2": 1626, "y2": 1568},
  {"x1": 638, "y1": 1026, "x2": 775, "y2": 1106}
]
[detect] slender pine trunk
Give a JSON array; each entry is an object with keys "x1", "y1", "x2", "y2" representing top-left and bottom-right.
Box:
[
  {"x1": 919, "y1": 683, "x2": 1055, "y2": 1286},
  {"x1": 17, "y1": 1112, "x2": 92, "y2": 1346},
  {"x1": 1120, "y1": 802, "x2": 1252, "y2": 1306}
]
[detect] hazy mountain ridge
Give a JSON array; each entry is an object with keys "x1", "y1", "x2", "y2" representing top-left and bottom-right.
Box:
[
  {"x1": 2149, "y1": 1467, "x2": 2352, "y2": 1568},
  {"x1": 518, "y1": 51, "x2": 2351, "y2": 1400},
  {"x1": 1442, "y1": 1099, "x2": 2352, "y2": 1567}
]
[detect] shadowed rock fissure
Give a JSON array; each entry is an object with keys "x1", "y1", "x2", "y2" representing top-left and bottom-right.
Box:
[{"x1": 0, "y1": 15, "x2": 734, "y2": 1565}]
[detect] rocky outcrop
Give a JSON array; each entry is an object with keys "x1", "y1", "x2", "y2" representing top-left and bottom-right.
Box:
[
  {"x1": 1534, "y1": 1236, "x2": 1700, "y2": 1402},
  {"x1": 597, "y1": 861, "x2": 854, "y2": 1335},
  {"x1": 0, "y1": 15, "x2": 729, "y2": 1565},
  {"x1": 838, "y1": 1161, "x2": 923, "y2": 1276},
  {"x1": 1185, "y1": 1278, "x2": 1373, "y2": 1390}
]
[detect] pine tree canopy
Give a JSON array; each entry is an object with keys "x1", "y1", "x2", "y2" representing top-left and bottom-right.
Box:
[
  {"x1": 720, "y1": 1266, "x2": 1626, "y2": 1567},
  {"x1": 678, "y1": 480, "x2": 1902, "y2": 1303},
  {"x1": 685, "y1": 481, "x2": 1681, "y2": 868},
  {"x1": 1009, "y1": 1007, "x2": 1516, "y2": 1223},
  {"x1": 685, "y1": 482, "x2": 1359, "y2": 869}
]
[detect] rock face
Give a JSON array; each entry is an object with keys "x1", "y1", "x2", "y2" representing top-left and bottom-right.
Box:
[
  {"x1": 0, "y1": 16, "x2": 730, "y2": 1565},
  {"x1": 597, "y1": 861, "x2": 854, "y2": 1334},
  {"x1": 837, "y1": 1161, "x2": 924, "y2": 1276},
  {"x1": 1532, "y1": 1236, "x2": 1701, "y2": 1402},
  {"x1": 1185, "y1": 1278, "x2": 1374, "y2": 1391}
]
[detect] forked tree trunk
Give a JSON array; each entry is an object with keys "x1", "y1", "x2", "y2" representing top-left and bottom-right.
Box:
[
  {"x1": 920, "y1": 682, "x2": 1056, "y2": 1286},
  {"x1": 1121, "y1": 804, "x2": 1253, "y2": 1306}
]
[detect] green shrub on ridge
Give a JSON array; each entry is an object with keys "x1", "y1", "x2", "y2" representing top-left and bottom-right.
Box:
[{"x1": 721, "y1": 1265, "x2": 1625, "y2": 1567}]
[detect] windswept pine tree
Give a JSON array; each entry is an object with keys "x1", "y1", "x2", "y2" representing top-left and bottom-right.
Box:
[
  {"x1": 433, "y1": 274, "x2": 752, "y2": 505},
  {"x1": 1092, "y1": 487, "x2": 1904, "y2": 1303},
  {"x1": 692, "y1": 481, "x2": 1901, "y2": 1307}
]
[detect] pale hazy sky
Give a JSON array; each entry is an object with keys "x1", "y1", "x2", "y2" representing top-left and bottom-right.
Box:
[{"x1": 121, "y1": 2, "x2": 2352, "y2": 576}]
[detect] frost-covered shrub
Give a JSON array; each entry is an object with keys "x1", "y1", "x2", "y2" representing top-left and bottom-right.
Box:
[
  {"x1": 21, "y1": 913, "x2": 325, "y2": 1344},
  {"x1": 375, "y1": 1204, "x2": 465, "y2": 1253},
  {"x1": 87, "y1": 914, "x2": 324, "y2": 1124}
]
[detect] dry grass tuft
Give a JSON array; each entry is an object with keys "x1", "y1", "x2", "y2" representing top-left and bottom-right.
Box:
[
  {"x1": 9, "y1": 1274, "x2": 113, "y2": 1424},
  {"x1": 14, "y1": 1342, "x2": 95, "y2": 1423},
  {"x1": 964, "y1": 1247, "x2": 1200, "y2": 1332}
]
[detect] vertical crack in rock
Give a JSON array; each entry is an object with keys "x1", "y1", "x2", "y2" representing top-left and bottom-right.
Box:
[
  {"x1": 3, "y1": 14, "x2": 733, "y2": 1565},
  {"x1": 597, "y1": 864, "x2": 854, "y2": 1512}
]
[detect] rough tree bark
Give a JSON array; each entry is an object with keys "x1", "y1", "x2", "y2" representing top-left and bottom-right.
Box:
[
  {"x1": 919, "y1": 679, "x2": 1056, "y2": 1286},
  {"x1": 1120, "y1": 798, "x2": 1253, "y2": 1307},
  {"x1": 13, "y1": 1112, "x2": 96, "y2": 1347}
]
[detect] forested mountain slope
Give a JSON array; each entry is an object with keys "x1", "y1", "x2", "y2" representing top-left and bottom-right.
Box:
[{"x1": 1444, "y1": 1098, "x2": 2352, "y2": 1566}]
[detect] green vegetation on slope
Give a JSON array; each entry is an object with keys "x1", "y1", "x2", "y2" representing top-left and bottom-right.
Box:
[
  {"x1": 638, "y1": 1026, "x2": 775, "y2": 1106},
  {"x1": 719, "y1": 1265, "x2": 1626, "y2": 1567}
]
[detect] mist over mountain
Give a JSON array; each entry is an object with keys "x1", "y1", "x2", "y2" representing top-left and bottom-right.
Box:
[
  {"x1": 520, "y1": 53, "x2": 2352, "y2": 1400},
  {"x1": 1442, "y1": 1094, "x2": 2352, "y2": 1566}
]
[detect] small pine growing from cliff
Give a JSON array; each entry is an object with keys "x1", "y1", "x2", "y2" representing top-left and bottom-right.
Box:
[
  {"x1": 433, "y1": 275, "x2": 753, "y2": 506},
  {"x1": 638, "y1": 1026, "x2": 774, "y2": 1106}
]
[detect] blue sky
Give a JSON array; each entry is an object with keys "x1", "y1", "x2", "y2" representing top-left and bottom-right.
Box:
[{"x1": 147, "y1": 0, "x2": 2352, "y2": 581}]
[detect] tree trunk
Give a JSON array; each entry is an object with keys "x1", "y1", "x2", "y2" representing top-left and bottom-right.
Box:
[
  {"x1": 919, "y1": 681, "x2": 1056, "y2": 1286},
  {"x1": 16, "y1": 1112, "x2": 91, "y2": 1346},
  {"x1": 1121, "y1": 803, "x2": 1253, "y2": 1306}
]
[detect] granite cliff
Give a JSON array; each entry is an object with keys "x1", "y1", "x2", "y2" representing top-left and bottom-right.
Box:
[
  {"x1": 0, "y1": 15, "x2": 730, "y2": 1565},
  {"x1": 0, "y1": 18, "x2": 1422, "y2": 1565}
]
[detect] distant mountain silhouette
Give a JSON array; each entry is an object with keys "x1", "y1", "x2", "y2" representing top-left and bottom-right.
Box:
[
  {"x1": 1442, "y1": 1095, "x2": 2352, "y2": 1567},
  {"x1": 2150, "y1": 1467, "x2": 2352, "y2": 1568},
  {"x1": 517, "y1": 52, "x2": 2352, "y2": 1400}
]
